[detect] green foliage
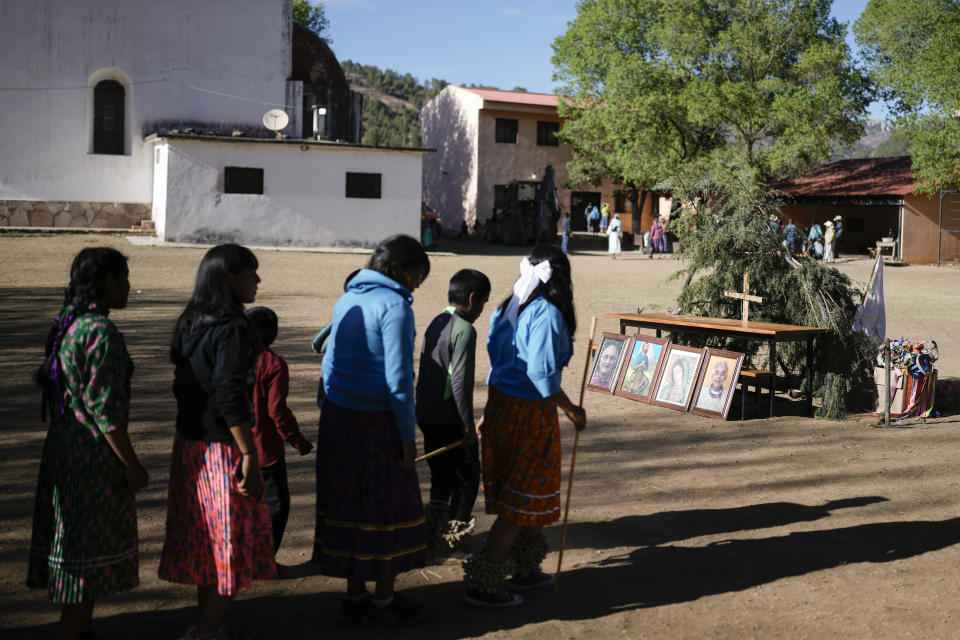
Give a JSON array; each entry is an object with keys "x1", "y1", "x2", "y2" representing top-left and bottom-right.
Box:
[
  {"x1": 666, "y1": 165, "x2": 877, "y2": 419},
  {"x1": 341, "y1": 60, "x2": 448, "y2": 147},
  {"x1": 551, "y1": 0, "x2": 872, "y2": 186},
  {"x1": 855, "y1": 0, "x2": 960, "y2": 193},
  {"x1": 293, "y1": 0, "x2": 330, "y2": 40}
]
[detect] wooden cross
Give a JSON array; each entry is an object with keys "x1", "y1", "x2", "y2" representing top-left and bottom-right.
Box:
[{"x1": 724, "y1": 269, "x2": 763, "y2": 322}]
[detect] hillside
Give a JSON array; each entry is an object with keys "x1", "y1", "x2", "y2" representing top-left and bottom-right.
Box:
[
  {"x1": 342, "y1": 60, "x2": 447, "y2": 148},
  {"x1": 833, "y1": 119, "x2": 912, "y2": 160}
]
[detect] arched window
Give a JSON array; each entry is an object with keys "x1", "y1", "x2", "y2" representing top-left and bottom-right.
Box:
[{"x1": 93, "y1": 80, "x2": 124, "y2": 154}]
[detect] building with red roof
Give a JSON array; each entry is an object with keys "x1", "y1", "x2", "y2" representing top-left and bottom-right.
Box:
[
  {"x1": 770, "y1": 156, "x2": 959, "y2": 264},
  {"x1": 421, "y1": 86, "x2": 649, "y2": 237}
]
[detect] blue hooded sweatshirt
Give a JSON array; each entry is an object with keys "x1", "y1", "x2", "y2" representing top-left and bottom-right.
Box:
[{"x1": 322, "y1": 268, "x2": 417, "y2": 441}]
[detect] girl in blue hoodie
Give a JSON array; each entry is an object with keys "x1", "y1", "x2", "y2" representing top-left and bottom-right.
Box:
[{"x1": 313, "y1": 234, "x2": 430, "y2": 626}]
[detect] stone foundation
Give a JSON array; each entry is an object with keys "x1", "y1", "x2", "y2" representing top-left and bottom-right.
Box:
[{"x1": 0, "y1": 201, "x2": 150, "y2": 229}]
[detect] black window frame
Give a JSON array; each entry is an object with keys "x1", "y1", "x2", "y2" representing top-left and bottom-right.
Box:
[
  {"x1": 614, "y1": 191, "x2": 628, "y2": 214},
  {"x1": 93, "y1": 80, "x2": 125, "y2": 155},
  {"x1": 495, "y1": 118, "x2": 518, "y2": 144},
  {"x1": 536, "y1": 121, "x2": 559, "y2": 146},
  {"x1": 224, "y1": 166, "x2": 264, "y2": 194},
  {"x1": 346, "y1": 172, "x2": 382, "y2": 199}
]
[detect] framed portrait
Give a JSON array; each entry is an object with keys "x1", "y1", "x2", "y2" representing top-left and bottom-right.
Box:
[
  {"x1": 586, "y1": 333, "x2": 629, "y2": 393},
  {"x1": 690, "y1": 349, "x2": 745, "y2": 420},
  {"x1": 650, "y1": 345, "x2": 707, "y2": 411},
  {"x1": 614, "y1": 334, "x2": 670, "y2": 403}
]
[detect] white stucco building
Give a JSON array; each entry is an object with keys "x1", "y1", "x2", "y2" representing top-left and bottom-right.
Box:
[{"x1": 0, "y1": 0, "x2": 424, "y2": 245}]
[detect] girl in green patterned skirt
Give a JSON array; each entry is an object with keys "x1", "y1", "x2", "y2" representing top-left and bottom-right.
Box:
[{"x1": 28, "y1": 247, "x2": 149, "y2": 640}]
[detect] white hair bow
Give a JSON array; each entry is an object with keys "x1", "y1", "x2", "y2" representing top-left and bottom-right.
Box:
[{"x1": 505, "y1": 257, "x2": 553, "y2": 324}]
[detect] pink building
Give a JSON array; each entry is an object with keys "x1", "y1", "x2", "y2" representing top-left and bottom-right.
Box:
[{"x1": 421, "y1": 86, "x2": 640, "y2": 236}]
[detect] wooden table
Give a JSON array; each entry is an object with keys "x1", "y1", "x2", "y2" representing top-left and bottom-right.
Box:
[
  {"x1": 875, "y1": 239, "x2": 899, "y2": 262},
  {"x1": 605, "y1": 313, "x2": 829, "y2": 416}
]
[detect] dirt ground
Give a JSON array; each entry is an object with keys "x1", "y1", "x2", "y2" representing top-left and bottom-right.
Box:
[{"x1": 1, "y1": 233, "x2": 959, "y2": 640}]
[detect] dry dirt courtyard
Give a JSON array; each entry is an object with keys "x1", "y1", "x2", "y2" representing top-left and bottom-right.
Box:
[{"x1": 1, "y1": 233, "x2": 959, "y2": 640}]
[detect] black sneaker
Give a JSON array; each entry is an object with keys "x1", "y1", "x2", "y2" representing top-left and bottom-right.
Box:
[
  {"x1": 464, "y1": 587, "x2": 524, "y2": 607},
  {"x1": 337, "y1": 592, "x2": 370, "y2": 625},
  {"x1": 508, "y1": 571, "x2": 556, "y2": 592},
  {"x1": 367, "y1": 592, "x2": 427, "y2": 626}
]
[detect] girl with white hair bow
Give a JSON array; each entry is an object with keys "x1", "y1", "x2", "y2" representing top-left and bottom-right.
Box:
[{"x1": 462, "y1": 244, "x2": 587, "y2": 607}]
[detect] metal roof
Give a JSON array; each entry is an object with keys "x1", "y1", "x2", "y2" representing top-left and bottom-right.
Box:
[{"x1": 769, "y1": 156, "x2": 915, "y2": 197}]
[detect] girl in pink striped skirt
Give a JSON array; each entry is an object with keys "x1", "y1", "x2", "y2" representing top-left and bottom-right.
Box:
[{"x1": 158, "y1": 244, "x2": 276, "y2": 640}]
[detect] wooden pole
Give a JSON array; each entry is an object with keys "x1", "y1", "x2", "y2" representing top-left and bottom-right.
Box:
[
  {"x1": 884, "y1": 338, "x2": 891, "y2": 426},
  {"x1": 555, "y1": 315, "x2": 597, "y2": 591},
  {"x1": 414, "y1": 438, "x2": 464, "y2": 464}
]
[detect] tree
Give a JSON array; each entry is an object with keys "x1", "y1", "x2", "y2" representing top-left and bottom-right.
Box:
[
  {"x1": 854, "y1": 0, "x2": 960, "y2": 194},
  {"x1": 666, "y1": 165, "x2": 876, "y2": 418},
  {"x1": 551, "y1": 0, "x2": 872, "y2": 188},
  {"x1": 293, "y1": 0, "x2": 330, "y2": 42}
]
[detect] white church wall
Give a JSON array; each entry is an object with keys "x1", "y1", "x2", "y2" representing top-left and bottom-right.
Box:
[
  {"x1": 0, "y1": 0, "x2": 294, "y2": 205},
  {"x1": 151, "y1": 137, "x2": 423, "y2": 246}
]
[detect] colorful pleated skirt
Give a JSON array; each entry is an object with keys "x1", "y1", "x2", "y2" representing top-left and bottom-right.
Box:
[
  {"x1": 158, "y1": 435, "x2": 276, "y2": 596},
  {"x1": 481, "y1": 386, "x2": 562, "y2": 528},
  {"x1": 312, "y1": 401, "x2": 426, "y2": 582},
  {"x1": 28, "y1": 422, "x2": 139, "y2": 603}
]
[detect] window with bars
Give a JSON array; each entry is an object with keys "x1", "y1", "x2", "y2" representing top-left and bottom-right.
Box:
[
  {"x1": 614, "y1": 191, "x2": 627, "y2": 213},
  {"x1": 93, "y1": 80, "x2": 124, "y2": 155},
  {"x1": 495, "y1": 118, "x2": 518, "y2": 143},
  {"x1": 536, "y1": 121, "x2": 559, "y2": 146}
]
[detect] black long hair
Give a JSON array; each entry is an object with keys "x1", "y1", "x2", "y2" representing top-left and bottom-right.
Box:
[
  {"x1": 365, "y1": 234, "x2": 430, "y2": 286},
  {"x1": 170, "y1": 243, "x2": 258, "y2": 362},
  {"x1": 36, "y1": 247, "x2": 128, "y2": 417},
  {"x1": 498, "y1": 243, "x2": 577, "y2": 336}
]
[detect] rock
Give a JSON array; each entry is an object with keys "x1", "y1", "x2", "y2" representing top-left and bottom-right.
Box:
[
  {"x1": 10, "y1": 208, "x2": 29, "y2": 226},
  {"x1": 91, "y1": 211, "x2": 111, "y2": 228},
  {"x1": 28, "y1": 208, "x2": 53, "y2": 226},
  {"x1": 47, "y1": 202, "x2": 64, "y2": 215}
]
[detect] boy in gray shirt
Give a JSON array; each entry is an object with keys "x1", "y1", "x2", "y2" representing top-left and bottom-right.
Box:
[{"x1": 415, "y1": 268, "x2": 490, "y2": 560}]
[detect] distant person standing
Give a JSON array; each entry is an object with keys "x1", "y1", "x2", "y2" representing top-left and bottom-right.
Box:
[
  {"x1": 807, "y1": 220, "x2": 824, "y2": 259},
  {"x1": 599, "y1": 203, "x2": 610, "y2": 234},
  {"x1": 783, "y1": 219, "x2": 799, "y2": 254},
  {"x1": 588, "y1": 204, "x2": 601, "y2": 234},
  {"x1": 606, "y1": 213, "x2": 622, "y2": 258},
  {"x1": 833, "y1": 215, "x2": 844, "y2": 258},
  {"x1": 561, "y1": 212, "x2": 572, "y2": 254},
  {"x1": 650, "y1": 217, "x2": 665, "y2": 254},
  {"x1": 823, "y1": 220, "x2": 835, "y2": 263}
]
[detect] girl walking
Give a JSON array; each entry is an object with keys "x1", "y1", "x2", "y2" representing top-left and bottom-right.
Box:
[
  {"x1": 313, "y1": 234, "x2": 430, "y2": 626},
  {"x1": 158, "y1": 244, "x2": 276, "y2": 640},
  {"x1": 29, "y1": 247, "x2": 149, "y2": 640},
  {"x1": 463, "y1": 243, "x2": 587, "y2": 607}
]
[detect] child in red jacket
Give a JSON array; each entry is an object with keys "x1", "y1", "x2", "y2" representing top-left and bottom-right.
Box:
[{"x1": 246, "y1": 306, "x2": 313, "y2": 552}]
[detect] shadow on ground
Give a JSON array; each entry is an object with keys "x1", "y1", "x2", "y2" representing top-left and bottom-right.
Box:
[{"x1": 7, "y1": 505, "x2": 959, "y2": 640}]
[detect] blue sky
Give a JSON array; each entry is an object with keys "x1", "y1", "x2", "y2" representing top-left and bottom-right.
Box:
[{"x1": 324, "y1": 0, "x2": 888, "y2": 120}]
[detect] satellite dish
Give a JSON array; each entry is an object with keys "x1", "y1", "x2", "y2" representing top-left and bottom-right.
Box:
[{"x1": 262, "y1": 109, "x2": 289, "y2": 139}]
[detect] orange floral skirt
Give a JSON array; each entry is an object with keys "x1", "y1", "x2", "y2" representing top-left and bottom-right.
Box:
[{"x1": 481, "y1": 387, "x2": 561, "y2": 528}]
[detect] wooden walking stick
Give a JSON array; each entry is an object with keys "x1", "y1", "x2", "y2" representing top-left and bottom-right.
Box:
[
  {"x1": 555, "y1": 315, "x2": 597, "y2": 591},
  {"x1": 415, "y1": 438, "x2": 465, "y2": 464}
]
